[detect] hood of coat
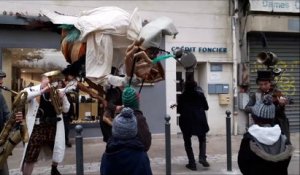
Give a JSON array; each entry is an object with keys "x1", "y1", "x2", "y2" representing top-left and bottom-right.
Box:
[
  {"x1": 249, "y1": 137, "x2": 294, "y2": 162},
  {"x1": 248, "y1": 124, "x2": 294, "y2": 162},
  {"x1": 248, "y1": 124, "x2": 281, "y2": 145}
]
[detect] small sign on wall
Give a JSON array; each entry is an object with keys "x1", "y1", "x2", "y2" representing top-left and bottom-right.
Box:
[
  {"x1": 209, "y1": 63, "x2": 223, "y2": 83},
  {"x1": 249, "y1": 0, "x2": 300, "y2": 13}
]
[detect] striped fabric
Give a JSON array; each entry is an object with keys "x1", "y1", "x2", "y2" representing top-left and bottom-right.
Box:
[{"x1": 61, "y1": 36, "x2": 86, "y2": 64}]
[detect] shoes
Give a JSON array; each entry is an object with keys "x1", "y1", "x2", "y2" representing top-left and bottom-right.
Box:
[
  {"x1": 199, "y1": 159, "x2": 210, "y2": 167},
  {"x1": 185, "y1": 164, "x2": 197, "y2": 171},
  {"x1": 66, "y1": 141, "x2": 72, "y2": 148},
  {"x1": 51, "y1": 165, "x2": 61, "y2": 175}
]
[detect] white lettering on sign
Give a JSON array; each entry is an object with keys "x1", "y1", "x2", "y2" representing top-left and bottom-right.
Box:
[
  {"x1": 171, "y1": 46, "x2": 227, "y2": 53},
  {"x1": 250, "y1": 0, "x2": 300, "y2": 13}
]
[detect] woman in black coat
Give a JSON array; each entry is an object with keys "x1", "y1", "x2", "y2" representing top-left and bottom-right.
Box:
[{"x1": 177, "y1": 80, "x2": 210, "y2": 170}]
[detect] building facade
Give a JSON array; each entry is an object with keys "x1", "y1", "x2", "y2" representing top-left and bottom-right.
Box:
[
  {"x1": 1, "y1": 1, "x2": 238, "y2": 135},
  {"x1": 237, "y1": 0, "x2": 300, "y2": 133}
]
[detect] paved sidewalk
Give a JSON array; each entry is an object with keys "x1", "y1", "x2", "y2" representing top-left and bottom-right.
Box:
[{"x1": 8, "y1": 133, "x2": 300, "y2": 175}]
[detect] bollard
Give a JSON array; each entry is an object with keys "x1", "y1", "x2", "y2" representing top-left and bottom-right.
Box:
[
  {"x1": 165, "y1": 115, "x2": 171, "y2": 175},
  {"x1": 226, "y1": 110, "x2": 232, "y2": 171},
  {"x1": 75, "y1": 125, "x2": 84, "y2": 175}
]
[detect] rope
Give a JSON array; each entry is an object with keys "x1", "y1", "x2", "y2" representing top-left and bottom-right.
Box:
[
  {"x1": 128, "y1": 57, "x2": 137, "y2": 86},
  {"x1": 138, "y1": 79, "x2": 145, "y2": 94}
]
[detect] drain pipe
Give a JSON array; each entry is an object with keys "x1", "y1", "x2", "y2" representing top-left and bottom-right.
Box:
[
  {"x1": 232, "y1": 0, "x2": 239, "y2": 136},
  {"x1": 0, "y1": 48, "x2": 2, "y2": 69}
]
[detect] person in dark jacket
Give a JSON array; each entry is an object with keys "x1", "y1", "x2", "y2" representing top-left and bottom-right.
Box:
[
  {"x1": 100, "y1": 107, "x2": 152, "y2": 175},
  {"x1": 238, "y1": 94, "x2": 294, "y2": 175},
  {"x1": 122, "y1": 85, "x2": 152, "y2": 151},
  {"x1": 0, "y1": 70, "x2": 10, "y2": 175},
  {"x1": 177, "y1": 80, "x2": 210, "y2": 171}
]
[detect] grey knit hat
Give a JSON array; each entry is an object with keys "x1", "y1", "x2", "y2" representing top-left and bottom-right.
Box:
[
  {"x1": 251, "y1": 94, "x2": 275, "y2": 119},
  {"x1": 112, "y1": 107, "x2": 137, "y2": 139}
]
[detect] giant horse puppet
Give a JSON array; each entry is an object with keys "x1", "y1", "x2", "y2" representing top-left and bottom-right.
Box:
[{"x1": 42, "y1": 7, "x2": 178, "y2": 103}]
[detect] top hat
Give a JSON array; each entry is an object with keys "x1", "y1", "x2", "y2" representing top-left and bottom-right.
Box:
[
  {"x1": 0, "y1": 70, "x2": 6, "y2": 78},
  {"x1": 256, "y1": 70, "x2": 273, "y2": 83}
]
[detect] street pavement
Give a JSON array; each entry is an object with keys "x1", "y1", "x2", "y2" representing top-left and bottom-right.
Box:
[{"x1": 7, "y1": 133, "x2": 300, "y2": 175}]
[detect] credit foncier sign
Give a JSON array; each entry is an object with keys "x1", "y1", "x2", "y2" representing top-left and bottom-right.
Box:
[{"x1": 171, "y1": 46, "x2": 227, "y2": 53}]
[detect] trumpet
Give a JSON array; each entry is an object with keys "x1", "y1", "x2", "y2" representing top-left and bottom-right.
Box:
[{"x1": 0, "y1": 86, "x2": 29, "y2": 167}]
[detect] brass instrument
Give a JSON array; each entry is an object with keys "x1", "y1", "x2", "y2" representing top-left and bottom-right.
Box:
[
  {"x1": 256, "y1": 51, "x2": 285, "y2": 85},
  {"x1": 0, "y1": 86, "x2": 29, "y2": 167},
  {"x1": 48, "y1": 84, "x2": 63, "y2": 115},
  {"x1": 256, "y1": 51, "x2": 278, "y2": 67},
  {"x1": 272, "y1": 67, "x2": 283, "y2": 76},
  {"x1": 43, "y1": 70, "x2": 61, "y2": 77},
  {"x1": 43, "y1": 70, "x2": 64, "y2": 115}
]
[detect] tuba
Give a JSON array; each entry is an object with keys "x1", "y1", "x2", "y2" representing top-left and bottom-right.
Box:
[{"x1": 0, "y1": 86, "x2": 29, "y2": 167}]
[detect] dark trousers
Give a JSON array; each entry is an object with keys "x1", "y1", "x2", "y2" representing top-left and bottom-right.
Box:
[
  {"x1": 275, "y1": 117, "x2": 290, "y2": 143},
  {"x1": 182, "y1": 133, "x2": 207, "y2": 165},
  {"x1": 63, "y1": 114, "x2": 72, "y2": 143},
  {"x1": 99, "y1": 121, "x2": 112, "y2": 142},
  {"x1": 0, "y1": 161, "x2": 9, "y2": 175}
]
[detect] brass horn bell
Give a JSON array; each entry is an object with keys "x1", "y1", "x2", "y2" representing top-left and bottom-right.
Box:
[
  {"x1": 256, "y1": 51, "x2": 278, "y2": 66},
  {"x1": 42, "y1": 70, "x2": 61, "y2": 77}
]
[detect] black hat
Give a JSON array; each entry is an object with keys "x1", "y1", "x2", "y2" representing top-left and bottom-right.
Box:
[
  {"x1": 256, "y1": 70, "x2": 273, "y2": 83},
  {"x1": 0, "y1": 70, "x2": 6, "y2": 78},
  {"x1": 62, "y1": 65, "x2": 78, "y2": 76}
]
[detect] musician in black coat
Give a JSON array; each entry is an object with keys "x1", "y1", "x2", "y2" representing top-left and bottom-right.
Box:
[
  {"x1": 0, "y1": 70, "x2": 10, "y2": 175},
  {"x1": 245, "y1": 70, "x2": 291, "y2": 142},
  {"x1": 0, "y1": 70, "x2": 23, "y2": 175},
  {"x1": 177, "y1": 80, "x2": 210, "y2": 171}
]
